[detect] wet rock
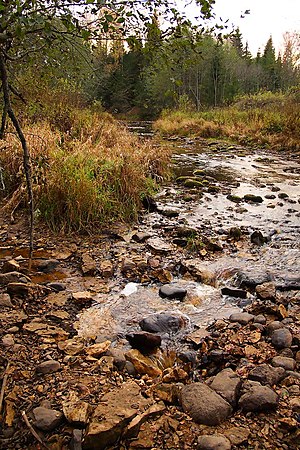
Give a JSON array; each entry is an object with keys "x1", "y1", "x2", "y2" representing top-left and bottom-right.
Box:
[
  {"x1": 197, "y1": 434, "x2": 231, "y2": 450},
  {"x1": 126, "y1": 332, "x2": 161, "y2": 353},
  {"x1": 33, "y1": 406, "x2": 63, "y2": 431},
  {"x1": 159, "y1": 284, "x2": 187, "y2": 301},
  {"x1": 256, "y1": 282, "x2": 276, "y2": 300},
  {"x1": 184, "y1": 178, "x2": 203, "y2": 188},
  {"x1": 265, "y1": 194, "x2": 276, "y2": 199},
  {"x1": 99, "y1": 260, "x2": 114, "y2": 278},
  {"x1": 181, "y1": 260, "x2": 215, "y2": 285},
  {"x1": 36, "y1": 360, "x2": 61, "y2": 374},
  {"x1": 158, "y1": 206, "x2": 181, "y2": 217},
  {"x1": 237, "y1": 270, "x2": 273, "y2": 290},
  {"x1": 86, "y1": 340, "x2": 111, "y2": 358},
  {"x1": 238, "y1": 381, "x2": 278, "y2": 412},
  {"x1": 62, "y1": 392, "x2": 91, "y2": 427},
  {"x1": 176, "y1": 226, "x2": 198, "y2": 238},
  {"x1": 228, "y1": 227, "x2": 242, "y2": 240},
  {"x1": 227, "y1": 194, "x2": 242, "y2": 203},
  {"x1": 84, "y1": 381, "x2": 149, "y2": 450},
  {"x1": 271, "y1": 328, "x2": 293, "y2": 349},
  {"x1": 272, "y1": 356, "x2": 296, "y2": 371},
  {"x1": 139, "y1": 313, "x2": 187, "y2": 334},
  {"x1": 141, "y1": 195, "x2": 157, "y2": 212},
  {"x1": 0, "y1": 271, "x2": 30, "y2": 285},
  {"x1": 132, "y1": 232, "x2": 151, "y2": 243},
  {"x1": 278, "y1": 192, "x2": 289, "y2": 199},
  {"x1": 181, "y1": 382, "x2": 232, "y2": 426},
  {"x1": 147, "y1": 238, "x2": 173, "y2": 254},
  {"x1": 2, "y1": 260, "x2": 21, "y2": 273},
  {"x1": 209, "y1": 368, "x2": 242, "y2": 407},
  {"x1": 221, "y1": 287, "x2": 247, "y2": 299},
  {"x1": 251, "y1": 231, "x2": 266, "y2": 246},
  {"x1": 204, "y1": 238, "x2": 223, "y2": 252},
  {"x1": 229, "y1": 313, "x2": 254, "y2": 325},
  {"x1": 81, "y1": 253, "x2": 96, "y2": 276},
  {"x1": 125, "y1": 349, "x2": 162, "y2": 378},
  {"x1": 248, "y1": 364, "x2": 285, "y2": 386},
  {"x1": 0, "y1": 293, "x2": 13, "y2": 307},
  {"x1": 244, "y1": 194, "x2": 263, "y2": 203},
  {"x1": 36, "y1": 259, "x2": 60, "y2": 273}
]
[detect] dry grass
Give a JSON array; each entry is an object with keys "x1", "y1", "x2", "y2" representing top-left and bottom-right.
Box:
[
  {"x1": 154, "y1": 91, "x2": 300, "y2": 151},
  {"x1": 0, "y1": 110, "x2": 171, "y2": 231}
]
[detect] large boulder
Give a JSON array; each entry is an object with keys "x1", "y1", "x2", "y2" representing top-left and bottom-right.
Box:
[{"x1": 180, "y1": 382, "x2": 232, "y2": 426}]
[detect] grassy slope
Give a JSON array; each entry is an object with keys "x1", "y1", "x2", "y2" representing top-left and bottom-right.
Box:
[
  {"x1": 0, "y1": 108, "x2": 170, "y2": 232},
  {"x1": 154, "y1": 91, "x2": 300, "y2": 151}
]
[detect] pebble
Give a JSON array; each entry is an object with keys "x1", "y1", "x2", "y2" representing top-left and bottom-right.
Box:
[
  {"x1": 271, "y1": 328, "x2": 293, "y2": 349},
  {"x1": 229, "y1": 313, "x2": 254, "y2": 325},
  {"x1": 36, "y1": 360, "x2": 61, "y2": 374},
  {"x1": 197, "y1": 434, "x2": 231, "y2": 450},
  {"x1": 33, "y1": 406, "x2": 63, "y2": 431}
]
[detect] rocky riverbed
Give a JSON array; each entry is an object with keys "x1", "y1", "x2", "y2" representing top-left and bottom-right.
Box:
[{"x1": 0, "y1": 134, "x2": 299, "y2": 449}]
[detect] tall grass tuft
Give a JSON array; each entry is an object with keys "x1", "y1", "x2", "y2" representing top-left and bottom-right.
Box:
[
  {"x1": 0, "y1": 111, "x2": 170, "y2": 232},
  {"x1": 154, "y1": 91, "x2": 300, "y2": 151}
]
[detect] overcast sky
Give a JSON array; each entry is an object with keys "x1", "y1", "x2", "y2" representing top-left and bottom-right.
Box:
[{"x1": 186, "y1": 0, "x2": 300, "y2": 55}]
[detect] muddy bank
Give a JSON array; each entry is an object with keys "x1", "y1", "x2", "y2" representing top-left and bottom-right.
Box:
[{"x1": 0, "y1": 135, "x2": 299, "y2": 449}]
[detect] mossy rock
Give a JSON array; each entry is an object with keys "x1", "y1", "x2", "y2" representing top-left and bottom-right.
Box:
[
  {"x1": 227, "y1": 194, "x2": 242, "y2": 203},
  {"x1": 207, "y1": 185, "x2": 220, "y2": 193},
  {"x1": 202, "y1": 179, "x2": 210, "y2": 185},
  {"x1": 184, "y1": 179, "x2": 203, "y2": 188},
  {"x1": 244, "y1": 194, "x2": 263, "y2": 203},
  {"x1": 176, "y1": 176, "x2": 190, "y2": 184},
  {"x1": 193, "y1": 169, "x2": 206, "y2": 176}
]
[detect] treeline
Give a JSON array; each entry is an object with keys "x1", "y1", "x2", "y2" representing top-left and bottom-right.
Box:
[{"x1": 90, "y1": 21, "x2": 300, "y2": 117}]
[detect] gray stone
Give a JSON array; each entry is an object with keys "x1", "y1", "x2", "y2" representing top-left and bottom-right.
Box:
[
  {"x1": 33, "y1": 406, "x2": 63, "y2": 431},
  {"x1": 250, "y1": 230, "x2": 265, "y2": 246},
  {"x1": 254, "y1": 315, "x2": 266, "y2": 325},
  {"x1": 238, "y1": 381, "x2": 278, "y2": 412},
  {"x1": 132, "y1": 232, "x2": 151, "y2": 243},
  {"x1": 181, "y1": 382, "x2": 232, "y2": 426},
  {"x1": 272, "y1": 356, "x2": 296, "y2": 371},
  {"x1": 248, "y1": 364, "x2": 285, "y2": 386},
  {"x1": 147, "y1": 238, "x2": 173, "y2": 254},
  {"x1": 209, "y1": 368, "x2": 242, "y2": 407},
  {"x1": 197, "y1": 435, "x2": 231, "y2": 450},
  {"x1": 229, "y1": 313, "x2": 254, "y2": 325},
  {"x1": 36, "y1": 360, "x2": 61, "y2": 374},
  {"x1": 70, "y1": 429, "x2": 83, "y2": 450},
  {"x1": 237, "y1": 270, "x2": 272, "y2": 290},
  {"x1": 271, "y1": 328, "x2": 293, "y2": 349},
  {"x1": 266, "y1": 321, "x2": 284, "y2": 334},
  {"x1": 139, "y1": 313, "x2": 188, "y2": 334},
  {"x1": 159, "y1": 284, "x2": 187, "y2": 300}
]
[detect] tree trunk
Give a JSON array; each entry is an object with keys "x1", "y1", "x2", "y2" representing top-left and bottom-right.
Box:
[{"x1": 0, "y1": 53, "x2": 34, "y2": 266}]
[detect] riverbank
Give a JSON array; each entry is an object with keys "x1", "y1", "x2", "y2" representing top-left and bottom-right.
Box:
[
  {"x1": 0, "y1": 136, "x2": 299, "y2": 449},
  {"x1": 154, "y1": 91, "x2": 300, "y2": 152}
]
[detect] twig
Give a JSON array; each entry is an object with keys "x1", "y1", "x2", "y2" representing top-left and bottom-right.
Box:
[
  {"x1": 21, "y1": 410, "x2": 50, "y2": 450},
  {"x1": 0, "y1": 362, "x2": 10, "y2": 415}
]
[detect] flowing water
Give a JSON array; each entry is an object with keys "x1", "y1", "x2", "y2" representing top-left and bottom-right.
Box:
[{"x1": 76, "y1": 124, "x2": 300, "y2": 342}]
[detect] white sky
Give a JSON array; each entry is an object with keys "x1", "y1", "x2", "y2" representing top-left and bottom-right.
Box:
[{"x1": 186, "y1": 0, "x2": 300, "y2": 55}]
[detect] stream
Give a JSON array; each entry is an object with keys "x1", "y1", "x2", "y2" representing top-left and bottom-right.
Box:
[{"x1": 75, "y1": 123, "x2": 300, "y2": 346}]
